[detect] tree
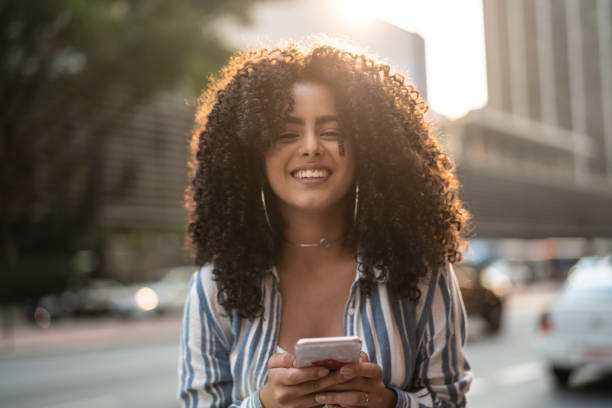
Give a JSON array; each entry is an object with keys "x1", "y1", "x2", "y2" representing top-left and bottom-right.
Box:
[{"x1": 0, "y1": 0, "x2": 271, "y2": 304}]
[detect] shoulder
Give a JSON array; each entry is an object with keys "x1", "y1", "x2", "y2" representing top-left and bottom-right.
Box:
[
  {"x1": 189, "y1": 264, "x2": 217, "y2": 300},
  {"x1": 186, "y1": 264, "x2": 233, "y2": 341},
  {"x1": 414, "y1": 262, "x2": 462, "y2": 320}
]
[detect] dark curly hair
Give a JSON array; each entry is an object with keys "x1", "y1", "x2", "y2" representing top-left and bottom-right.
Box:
[{"x1": 186, "y1": 41, "x2": 471, "y2": 318}]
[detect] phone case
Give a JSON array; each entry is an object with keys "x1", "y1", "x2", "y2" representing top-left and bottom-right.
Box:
[{"x1": 294, "y1": 336, "x2": 362, "y2": 369}]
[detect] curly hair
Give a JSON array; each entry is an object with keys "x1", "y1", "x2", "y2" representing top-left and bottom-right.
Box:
[{"x1": 186, "y1": 41, "x2": 471, "y2": 318}]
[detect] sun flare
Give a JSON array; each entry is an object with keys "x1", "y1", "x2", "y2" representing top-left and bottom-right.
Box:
[
  {"x1": 334, "y1": 0, "x2": 374, "y2": 25},
  {"x1": 337, "y1": 0, "x2": 487, "y2": 119}
]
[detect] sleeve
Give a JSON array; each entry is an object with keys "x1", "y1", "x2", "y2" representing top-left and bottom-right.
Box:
[
  {"x1": 390, "y1": 262, "x2": 472, "y2": 408},
  {"x1": 178, "y1": 267, "x2": 264, "y2": 408}
]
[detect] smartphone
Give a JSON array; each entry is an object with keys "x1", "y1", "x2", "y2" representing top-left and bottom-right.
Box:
[{"x1": 294, "y1": 336, "x2": 362, "y2": 370}]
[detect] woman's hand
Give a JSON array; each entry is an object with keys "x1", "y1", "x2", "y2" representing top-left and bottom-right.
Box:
[
  {"x1": 314, "y1": 353, "x2": 397, "y2": 408},
  {"x1": 260, "y1": 352, "x2": 345, "y2": 408}
]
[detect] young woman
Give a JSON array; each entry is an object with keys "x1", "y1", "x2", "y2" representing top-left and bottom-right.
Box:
[{"x1": 179, "y1": 42, "x2": 472, "y2": 408}]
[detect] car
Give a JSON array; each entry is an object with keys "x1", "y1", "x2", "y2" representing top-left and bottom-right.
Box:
[
  {"x1": 536, "y1": 255, "x2": 612, "y2": 388},
  {"x1": 454, "y1": 259, "x2": 513, "y2": 332},
  {"x1": 118, "y1": 265, "x2": 198, "y2": 317},
  {"x1": 151, "y1": 265, "x2": 198, "y2": 314},
  {"x1": 34, "y1": 279, "x2": 128, "y2": 320}
]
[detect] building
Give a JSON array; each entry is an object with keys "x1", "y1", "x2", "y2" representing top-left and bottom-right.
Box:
[
  {"x1": 452, "y1": 0, "x2": 612, "y2": 238},
  {"x1": 214, "y1": 0, "x2": 428, "y2": 99},
  {"x1": 101, "y1": 92, "x2": 194, "y2": 280}
]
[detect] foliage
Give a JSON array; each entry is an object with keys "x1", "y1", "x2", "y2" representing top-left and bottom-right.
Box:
[{"x1": 0, "y1": 0, "x2": 269, "y2": 303}]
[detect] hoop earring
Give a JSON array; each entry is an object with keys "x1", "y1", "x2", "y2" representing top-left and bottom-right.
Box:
[
  {"x1": 261, "y1": 186, "x2": 273, "y2": 232},
  {"x1": 353, "y1": 184, "x2": 359, "y2": 226}
]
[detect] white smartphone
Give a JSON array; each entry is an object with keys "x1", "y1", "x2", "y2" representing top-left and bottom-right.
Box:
[{"x1": 294, "y1": 336, "x2": 362, "y2": 370}]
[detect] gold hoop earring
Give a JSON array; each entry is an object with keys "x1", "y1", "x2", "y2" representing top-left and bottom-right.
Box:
[
  {"x1": 261, "y1": 186, "x2": 273, "y2": 231},
  {"x1": 353, "y1": 184, "x2": 359, "y2": 226}
]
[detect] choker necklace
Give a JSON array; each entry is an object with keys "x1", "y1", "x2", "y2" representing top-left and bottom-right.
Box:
[{"x1": 284, "y1": 234, "x2": 346, "y2": 248}]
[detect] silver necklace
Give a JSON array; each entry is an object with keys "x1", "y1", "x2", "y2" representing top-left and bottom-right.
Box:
[{"x1": 283, "y1": 234, "x2": 346, "y2": 248}]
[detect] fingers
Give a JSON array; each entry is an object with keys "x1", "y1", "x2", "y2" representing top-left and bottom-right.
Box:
[
  {"x1": 268, "y1": 352, "x2": 295, "y2": 369},
  {"x1": 319, "y1": 377, "x2": 368, "y2": 392},
  {"x1": 269, "y1": 366, "x2": 329, "y2": 386},
  {"x1": 265, "y1": 374, "x2": 345, "y2": 407},
  {"x1": 316, "y1": 391, "x2": 369, "y2": 407},
  {"x1": 339, "y1": 361, "x2": 382, "y2": 381},
  {"x1": 273, "y1": 388, "x2": 336, "y2": 408}
]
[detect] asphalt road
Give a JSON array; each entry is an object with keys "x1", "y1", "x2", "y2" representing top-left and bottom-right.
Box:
[
  {"x1": 1, "y1": 286, "x2": 611, "y2": 408},
  {"x1": 0, "y1": 337, "x2": 179, "y2": 408},
  {"x1": 466, "y1": 296, "x2": 612, "y2": 408}
]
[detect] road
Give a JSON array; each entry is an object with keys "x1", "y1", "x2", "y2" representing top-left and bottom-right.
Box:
[
  {"x1": 0, "y1": 316, "x2": 182, "y2": 408},
  {"x1": 1, "y1": 286, "x2": 611, "y2": 408},
  {"x1": 0, "y1": 338, "x2": 178, "y2": 408},
  {"x1": 466, "y1": 292, "x2": 612, "y2": 408}
]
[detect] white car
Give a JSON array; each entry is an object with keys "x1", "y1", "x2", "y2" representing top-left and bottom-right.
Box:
[
  {"x1": 119, "y1": 265, "x2": 198, "y2": 317},
  {"x1": 536, "y1": 256, "x2": 612, "y2": 388}
]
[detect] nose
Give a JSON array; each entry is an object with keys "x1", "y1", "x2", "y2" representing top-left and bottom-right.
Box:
[{"x1": 299, "y1": 130, "x2": 322, "y2": 157}]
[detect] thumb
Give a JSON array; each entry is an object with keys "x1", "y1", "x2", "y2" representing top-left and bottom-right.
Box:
[
  {"x1": 359, "y1": 351, "x2": 369, "y2": 362},
  {"x1": 269, "y1": 352, "x2": 295, "y2": 368}
]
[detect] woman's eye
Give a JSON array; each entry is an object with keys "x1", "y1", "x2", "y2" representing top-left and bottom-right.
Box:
[
  {"x1": 321, "y1": 131, "x2": 341, "y2": 140},
  {"x1": 277, "y1": 133, "x2": 299, "y2": 142}
]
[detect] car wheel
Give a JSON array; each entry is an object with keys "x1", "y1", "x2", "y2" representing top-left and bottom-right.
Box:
[
  {"x1": 484, "y1": 303, "x2": 503, "y2": 333},
  {"x1": 551, "y1": 366, "x2": 572, "y2": 388}
]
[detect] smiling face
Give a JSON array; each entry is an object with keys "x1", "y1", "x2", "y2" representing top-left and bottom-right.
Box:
[{"x1": 264, "y1": 82, "x2": 356, "y2": 217}]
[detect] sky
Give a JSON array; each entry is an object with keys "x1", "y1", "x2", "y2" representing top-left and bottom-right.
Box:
[
  {"x1": 216, "y1": 0, "x2": 488, "y2": 119},
  {"x1": 334, "y1": 0, "x2": 488, "y2": 119}
]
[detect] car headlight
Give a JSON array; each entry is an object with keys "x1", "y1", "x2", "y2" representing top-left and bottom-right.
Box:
[{"x1": 134, "y1": 287, "x2": 159, "y2": 311}]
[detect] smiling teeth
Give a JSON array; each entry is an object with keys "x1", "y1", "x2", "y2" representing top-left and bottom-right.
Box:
[{"x1": 294, "y1": 169, "x2": 330, "y2": 178}]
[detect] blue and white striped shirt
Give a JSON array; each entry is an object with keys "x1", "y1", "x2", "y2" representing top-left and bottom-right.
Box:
[{"x1": 179, "y1": 262, "x2": 472, "y2": 408}]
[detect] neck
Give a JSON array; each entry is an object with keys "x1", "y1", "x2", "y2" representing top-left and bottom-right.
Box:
[
  {"x1": 280, "y1": 202, "x2": 348, "y2": 244},
  {"x1": 277, "y1": 200, "x2": 355, "y2": 266}
]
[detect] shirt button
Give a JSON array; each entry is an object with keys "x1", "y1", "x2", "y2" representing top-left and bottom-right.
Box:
[{"x1": 348, "y1": 307, "x2": 355, "y2": 315}]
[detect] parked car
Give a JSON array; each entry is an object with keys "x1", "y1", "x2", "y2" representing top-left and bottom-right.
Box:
[
  {"x1": 536, "y1": 255, "x2": 612, "y2": 388},
  {"x1": 151, "y1": 265, "x2": 198, "y2": 313},
  {"x1": 118, "y1": 265, "x2": 198, "y2": 317},
  {"x1": 454, "y1": 259, "x2": 513, "y2": 332},
  {"x1": 34, "y1": 279, "x2": 128, "y2": 319}
]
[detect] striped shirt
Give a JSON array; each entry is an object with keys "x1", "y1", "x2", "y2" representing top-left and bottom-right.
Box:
[{"x1": 178, "y1": 262, "x2": 472, "y2": 408}]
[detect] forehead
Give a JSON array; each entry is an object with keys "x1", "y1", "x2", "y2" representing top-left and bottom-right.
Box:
[{"x1": 290, "y1": 82, "x2": 337, "y2": 118}]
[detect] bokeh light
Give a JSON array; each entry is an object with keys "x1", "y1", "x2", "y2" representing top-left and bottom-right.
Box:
[
  {"x1": 34, "y1": 307, "x2": 51, "y2": 329},
  {"x1": 135, "y1": 287, "x2": 159, "y2": 311}
]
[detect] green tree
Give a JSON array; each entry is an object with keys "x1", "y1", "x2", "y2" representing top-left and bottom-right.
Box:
[{"x1": 0, "y1": 0, "x2": 271, "y2": 305}]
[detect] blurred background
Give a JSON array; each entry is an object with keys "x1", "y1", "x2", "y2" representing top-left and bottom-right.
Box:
[{"x1": 1, "y1": 0, "x2": 611, "y2": 407}]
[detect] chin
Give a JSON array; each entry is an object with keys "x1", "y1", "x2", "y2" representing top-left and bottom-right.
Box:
[{"x1": 292, "y1": 195, "x2": 347, "y2": 214}]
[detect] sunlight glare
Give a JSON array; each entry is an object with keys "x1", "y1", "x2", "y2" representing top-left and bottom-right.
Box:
[
  {"x1": 335, "y1": 0, "x2": 374, "y2": 25},
  {"x1": 341, "y1": 0, "x2": 488, "y2": 119}
]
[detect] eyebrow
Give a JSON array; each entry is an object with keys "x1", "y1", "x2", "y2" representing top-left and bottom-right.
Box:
[{"x1": 286, "y1": 115, "x2": 339, "y2": 126}]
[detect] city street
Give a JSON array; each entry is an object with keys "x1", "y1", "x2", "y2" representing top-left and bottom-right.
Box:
[
  {"x1": 0, "y1": 316, "x2": 182, "y2": 408},
  {"x1": 467, "y1": 287, "x2": 612, "y2": 408},
  {"x1": 5, "y1": 2, "x2": 612, "y2": 408},
  {"x1": 1, "y1": 286, "x2": 611, "y2": 408}
]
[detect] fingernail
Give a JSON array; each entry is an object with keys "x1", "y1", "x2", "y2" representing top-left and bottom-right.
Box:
[
  {"x1": 315, "y1": 394, "x2": 326, "y2": 403},
  {"x1": 318, "y1": 369, "x2": 329, "y2": 378},
  {"x1": 340, "y1": 367, "x2": 354, "y2": 378}
]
